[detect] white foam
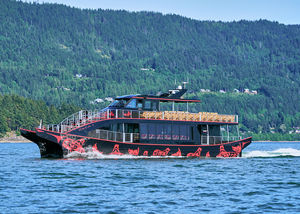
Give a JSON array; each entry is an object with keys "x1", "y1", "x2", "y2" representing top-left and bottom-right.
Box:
[
  {"x1": 243, "y1": 148, "x2": 300, "y2": 158},
  {"x1": 64, "y1": 150, "x2": 185, "y2": 160}
]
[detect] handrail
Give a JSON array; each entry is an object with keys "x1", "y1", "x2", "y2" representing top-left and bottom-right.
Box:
[
  {"x1": 56, "y1": 130, "x2": 241, "y2": 145},
  {"x1": 58, "y1": 129, "x2": 139, "y2": 143},
  {"x1": 44, "y1": 109, "x2": 238, "y2": 133}
]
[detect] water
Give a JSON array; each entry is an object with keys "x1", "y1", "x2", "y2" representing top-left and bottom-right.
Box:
[{"x1": 1, "y1": 142, "x2": 300, "y2": 213}]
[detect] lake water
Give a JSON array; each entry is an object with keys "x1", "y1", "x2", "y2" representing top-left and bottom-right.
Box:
[{"x1": 1, "y1": 142, "x2": 300, "y2": 213}]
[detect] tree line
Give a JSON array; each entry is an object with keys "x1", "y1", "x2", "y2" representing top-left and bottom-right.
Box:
[{"x1": 0, "y1": 0, "x2": 299, "y2": 140}]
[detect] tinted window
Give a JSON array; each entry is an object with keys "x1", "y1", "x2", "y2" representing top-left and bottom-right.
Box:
[
  {"x1": 137, "y1": 100, "x2": 143, "y2": 109},
  {"x1": 124, "y1": 123, "x2": 139, "y2": 133},
  {"x1": 126, "y1": 99, "x2": 137, "y2": 108},
  {"x1": 172, "y1": 124, "x2": 179, "y2": 140},
  {"x1": 152, "y1": 101, "x2": 158, "y2": 111},
  {"x1": 164, "y1": 124, "x2": 171, "y2": 140},
  {"x1": 148, "y1": 124, "x2": 156, "y2": 139},
  {"x1": 144, "y1": 100, "x2": 151, "y2": 109},
  {"x1": 190, "y1": 126, "x2": 194, "y2": 140},
  {"x1": 140, "y1": 123, "x2": 148, "y2": 140},
  {"x1": 180, "y1": 125, "x2": 188, "y2": 140},
  {"x1": 156, "y1": 125, "x2": 164, "y2": 140}
]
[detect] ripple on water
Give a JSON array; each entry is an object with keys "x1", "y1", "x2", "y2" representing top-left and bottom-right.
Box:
[{"x1": 1, "y1": 142, "x2": 300, "y2": 213}]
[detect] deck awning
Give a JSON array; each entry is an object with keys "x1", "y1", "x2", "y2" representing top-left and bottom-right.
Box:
[{"x1": 132, "y1": 96, "x2": 201, "y2": 103}]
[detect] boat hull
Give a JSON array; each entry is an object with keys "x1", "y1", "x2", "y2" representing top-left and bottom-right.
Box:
[
  {"x1": 20, "y1": 129, "x2": 63, "y2": 158},
  {"x1": 21, "y1": 128, "x2": 252, "y2": 158}
]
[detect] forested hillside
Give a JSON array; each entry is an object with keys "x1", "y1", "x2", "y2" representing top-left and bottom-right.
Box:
[
  {"x1": 0, "y1": 94, "x2": 80, "y2": 137},
  {"x1": 0, "y1": 0, "x2": 299, "y2": 139}
]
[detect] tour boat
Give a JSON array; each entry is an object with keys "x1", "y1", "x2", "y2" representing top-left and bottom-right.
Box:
[{"x1": 20, "y1": 85, "x2": 252, "y2": 158}]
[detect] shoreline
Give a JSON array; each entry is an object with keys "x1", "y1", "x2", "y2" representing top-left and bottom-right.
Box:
[
  {"x1": 0, "y1": 133, "x2": 31, "y2": 143},
  {"x1": 1, "y1": 140, "x2": 299, "y2": 143},
  {"x1": 254, "y1": 141, "x2": 300, "y2": 143}
]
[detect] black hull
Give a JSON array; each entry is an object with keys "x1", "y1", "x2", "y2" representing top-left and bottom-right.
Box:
[
  {"x1": 21, "y1": 128, "x2": 252, "y2": 158},
  {"x1": 20, "y1": 129, "x2": 63, "y2": 158}
]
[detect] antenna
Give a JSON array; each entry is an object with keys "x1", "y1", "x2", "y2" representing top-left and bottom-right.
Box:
[{"x1": 182, "y1": 81, "x2": 188, "y2": 89}]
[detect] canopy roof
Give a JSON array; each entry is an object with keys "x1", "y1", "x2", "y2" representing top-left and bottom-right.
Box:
[{"x1": 115, "y1": 88, "x2": 200, "y2": 103}]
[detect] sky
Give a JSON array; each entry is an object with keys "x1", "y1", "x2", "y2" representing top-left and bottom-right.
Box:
[{"x1": 25, "y1": 0, "x2": 300, "y2": 25}]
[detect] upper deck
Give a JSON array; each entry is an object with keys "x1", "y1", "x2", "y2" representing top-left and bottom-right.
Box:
[
  {"x1": 42, "y1": 85, "x2": 238, "y2": 133},
  {"x1": 45, "y1": 108, "x2": 238, "y2": 133}
]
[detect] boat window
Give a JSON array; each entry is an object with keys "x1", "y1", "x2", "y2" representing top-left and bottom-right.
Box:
[
  {"x1": 152, "y1": 101, "x2": 159, "y2": 111},
  {"x1": 190, "y1": 126, "x2": 194, "y2": 141},
  {"x1": 137, "y1": 100, "x2": 143, "y2": 109},
  {"x1": 209, "y1": 125, "x2": 221, "y2": 136},
  {"x1": 172, "y1": 124, "x2": 179, "y2": 140},
  {"x1": 124, "y1": 123, "x2": 139, "y2": 133},
  {"x1": 164, "y1": 124, "x2": 171, "y2": 140},
  {"x1": 109, "y1": 100, "x2": 125, "y2": 107},
  {"x1": 180, "y1": 125, "x2": 189, "y2": 141},
  {"x1": 126, "y1": 99, "x2": 137, "y2": 108},
  {"x1": 144, "y1": 100, "x2": 151, "y2": 110},
  {"x1": 148, "y1": 124, "x2": 156, "y2": 139},
  {"x1": 156, "y1": 125, "x2": 164, "y2": 140},
  {"x1": 140, "y1": 123, "x2": 148, "y2": 140}
]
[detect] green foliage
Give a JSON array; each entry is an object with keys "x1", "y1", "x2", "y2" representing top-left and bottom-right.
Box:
[
  {"x1": 0, "y1": 0, "x2": 299, "y2": 140},
  {"x1": 0, "y1": 94, "x2": 80, "y2": 136}
]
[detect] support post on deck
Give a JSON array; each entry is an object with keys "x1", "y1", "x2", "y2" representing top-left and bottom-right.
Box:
[
  {"x1": 207, "y1": 124, "x2": 209, "y2": 145},
  {"x1": 227, "y1": 125, "x2": 229, "y2": 142}
]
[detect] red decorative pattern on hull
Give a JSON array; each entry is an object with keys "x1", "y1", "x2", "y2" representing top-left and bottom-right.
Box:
[
  {"x1": 171, "y1": 148, "x2": 182, "y2": 156},
  {"x1": 62, "y1": 138, "x2": 85, "y2": 153},
  {"x1": 110, "y1": 144, "x2": 124, "y2": 155},
  {"x1": 232, "y1": 144, "x2": 242, "y2": 154},
  {"x1": 187, "y1": 147, "x2": 202, "y2": 157},
  {"x1": 128, "y1": 147, "x2": 139, "y2": 156},
  {"x1": 217, "y1": 144, "x2": 240, "y2": 157},
  {"x1": 92, "y1": 144, "x2": 103, "y2": 154},
  {"x1": 153, "y1": 148, "x2": 170, "y2": 156}
]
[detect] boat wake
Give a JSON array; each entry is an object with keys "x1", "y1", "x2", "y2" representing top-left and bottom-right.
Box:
[
  {"x1": 64, "y1": 151, "x2": 186, "y2": 160},
  {"x1": 63, "y1": 148, "x2": 300, "y2": 159},
  {"x1": 243, "y1": 148, "x2": 300, "y2": 158}
]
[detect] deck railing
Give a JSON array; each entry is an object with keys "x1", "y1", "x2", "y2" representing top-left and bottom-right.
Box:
[
  {"x1": 200, "y1": 136, "x2": 242, "y2": 145},
  {"x1": 44, "y1": 109, "x2": 238, "y2": 133},
  {"x1": 57, "y1": 129, "x2": 139, "y2": 143},
  {"x1": 56, "y1": 129, "x2": 240, "y2": 145}
]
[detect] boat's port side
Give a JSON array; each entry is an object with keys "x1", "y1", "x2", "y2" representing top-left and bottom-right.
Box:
[
  {"x1": 20, "y1": 86, "x2": 252, "y2": 158},
  {"x1": 45, "y1": 130, "x2": 252, "y2": 158}
]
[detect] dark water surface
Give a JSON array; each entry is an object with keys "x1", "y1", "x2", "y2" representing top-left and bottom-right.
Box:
[{"x1": 1, "y1": 142, "x2": 300, "y2": 213}]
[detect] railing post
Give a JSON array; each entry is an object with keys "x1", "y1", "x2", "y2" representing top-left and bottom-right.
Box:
[
  {"x1": 162, "y1": 112, "x2": 164, "y2": 119},
  {"x1": 130, "y1": 133, "x2": 133, "y2": 143},
  {"x1": 207, "y1": 124, "x2": 209, "y2": 145},
  {"x1": 227, "y1": 125, "x2": 229, "y2": 142}
]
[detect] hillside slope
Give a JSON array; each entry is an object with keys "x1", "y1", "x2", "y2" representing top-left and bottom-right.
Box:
[{"x1": 0, "y1": 0, "x2": 299, "y2": 136}]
